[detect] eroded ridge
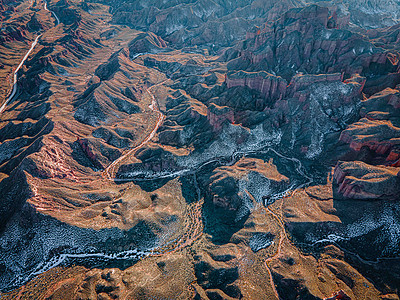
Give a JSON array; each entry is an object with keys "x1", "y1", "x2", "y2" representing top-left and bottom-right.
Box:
[{"x1": 1, "y1": 0, "x2": 400, "y2": 299}]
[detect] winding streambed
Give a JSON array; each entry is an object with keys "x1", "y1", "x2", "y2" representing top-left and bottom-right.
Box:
[
  {"x1": 0, "y1": 0, "x2": 59, "y2": 115},
  {"x1": 2, "y1": 50, "x2": 317, "y2": 291},
  {"x1": 0, "y1": 35, "x2": 41, "y2": 115},
  {"x1": 1, "y1": 10, "x2": 316, "y2": 292},
  {"x1": 6, "y1": 144, "x2": 312, "y2": 291},
  {"x1": 2, "y1": 1, "x2": 399, "y2": 297},
  {"x1": 44, "y1": 0, "x2": 60, "y2": 25}
]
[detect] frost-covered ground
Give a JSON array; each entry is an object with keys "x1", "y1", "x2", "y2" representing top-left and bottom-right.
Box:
[{"x1": 307, "y1": 201, "x2": 400, "y2": 257}]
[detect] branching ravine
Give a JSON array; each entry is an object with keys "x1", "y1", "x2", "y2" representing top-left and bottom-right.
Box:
[
  {"x1": 103, "y1": 76, "x2": 167, "y2": 181},
  {"x1": 3, "y1": 46, "x2": 316, "y2": 292},
  {"x1": 1, "y1": 4, "x2": 316, "y2": 292}
]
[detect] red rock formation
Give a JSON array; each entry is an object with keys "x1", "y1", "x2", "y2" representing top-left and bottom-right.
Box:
[
  {"x1": 324, "y1": 290, "x2": 351, "y2": 300},
  {"x1": 228, "y1": 5, "x2": 392, "y2": 80},
  {"x1": 77, "y1": 137, "x2": 97, "y2": 162},
  {"x1": 246, "y1": 26, "x2": 262, "y2": 40},
  {"x1": 226, "y1": 71, "x2": 287, "y2": 101},
  {"x1": 333, "y1": 161, "x2": 400, "y2": 200},
  {"x1": 207, "y1": 103, "x2": 234, "y2": 132},
  {"x1": 270, "y1": 73, "x2": 363, "y2": 124},
  {"x1": 339, "y1": 118, "x2": 400, "y2": 155},
  {"x1": 340, "y1": 88, "x2": 400, "y2": 163}
]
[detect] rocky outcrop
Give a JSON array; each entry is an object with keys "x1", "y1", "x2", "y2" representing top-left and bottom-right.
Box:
[
  {"x1": 333, "y1": 161, "x2": 400, "y2": 200},
  {"x1": 340, "y1": 87, "x2": 400, "y2": 164},
  {"x1": 26, "y1": 13, "x2": 44, "y2": 32},
  {"x1": 74, "y1": 50, "x2": 142, "y2": 127},
  {"x1": 0, "y1": 24, "x2": 28, "y2": 43},
  {"x1": 108, "y1": 0, "x2": 305, "y2": 50},
  {"x1": 92, "y1": 127, "x2": 132, "y2": 149},
  {"x1": 0, "y1": 169, "x2": 32, "y2": 232},
  {"x1": 0, "y1": 117, "x2": 50, "y2": 143},
  {"x1": 144, "y1": 56, "x2": 211, "y2": 79},
  {"x1": 77, "y1": 138, "x2": 99, "y2": 164},
  {"x1": 360, "y1": 88, "x2": 400, "y2": 122},
  {"x1": 51, "y1": 0, "x2": 82, "y2": 26},
  {"x1": 340, "y1": 0, "x2": 400, "y2": 29},
  {"x1": 159, "y1": 90, "x2": 213, "y2": 148},
  {"x1": 340, "y1": 118, "x2": 400, "y2": 160},
  {"x1": 265, "y1": 73, "x2": 364, "y2": 158},
  {"x1": 94, "y1": 50, "x2": 123, "y2": 81},
  {"x1": 226, "y1": 71, "x2": 287, "y2": 102},
  {"x1": 194, "y1": 252, "x2": 240, "y2": 298},
  {"x1": 324, "y1": 290, "x2": 351, "y2": 300},
  {"x1": 201, "y1": 157, "x2": 290, "y2": 242},
  {"x1": 207, "y1": 103, "x2": 234, "y2": 132},
  {"x1": 2, "y1": 0, "x2": 400, "y2": 298},
  {"x1": 227, "y1": 5, "x2": 391, "y2": 80},
  {"x1": 116, "y1": 146, "x2": 180, "y2": 181},
  {"x1": 128, "y1": 32, "x2": 167, "y2": 57}
]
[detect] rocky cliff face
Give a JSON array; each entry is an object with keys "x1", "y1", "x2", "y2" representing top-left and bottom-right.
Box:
[
  {"x1": 333, "y1": 160, "x2": 400, "y2": 200},
  {"x1": 337, "y1": 0, "x2": 400, "y2": 29},
  {"x1": 104, "y1": 0, "x2": 306, "y2": 51},
  {"x1": 1, "y1": 1, "x2": 400, "y2": 299},
  {"x1": 333, "y1": 84, "x2": 400, "y2": 199},
  {"x1": 227, "y1": 5, "x2": 394, "y2": 81},
  {"x1": 226, "y1": 71, "x2": 287, "y2": 101}
]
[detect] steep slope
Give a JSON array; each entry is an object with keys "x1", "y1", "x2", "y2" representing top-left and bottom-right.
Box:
[
  {"x1": 0, "y1": 0, "x2": 400, "y2": 299},
  {"x1": 102, "y1": 0, "x2": 306, "y2": 51}
]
